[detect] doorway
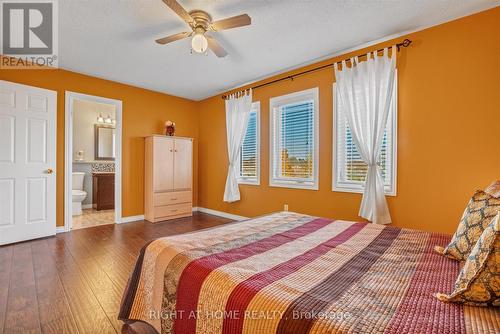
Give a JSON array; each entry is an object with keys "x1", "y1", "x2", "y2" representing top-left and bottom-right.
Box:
[{"x1": 64, "y1": 92, "x2": 122, "y2": 231}]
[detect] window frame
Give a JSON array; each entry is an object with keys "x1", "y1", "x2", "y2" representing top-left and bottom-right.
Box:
[
  {"x1": 332, "y1": 76, "x2": 398, "y2": 196},
  {"x1": 269, "y1": 87, "x2": 319, "y2": 190},
  {"x1": 237, "y1": 101, "x2": 261, "y2": 186}
]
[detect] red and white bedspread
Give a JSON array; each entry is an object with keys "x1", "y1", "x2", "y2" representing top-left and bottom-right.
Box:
[{"x1": 119, "y1": 212, "x2": 499, "y2": 333}]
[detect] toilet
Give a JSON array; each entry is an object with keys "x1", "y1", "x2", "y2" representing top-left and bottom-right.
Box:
[{"x1": 72, "y1": 172, "x2": 87, "y2": 216}]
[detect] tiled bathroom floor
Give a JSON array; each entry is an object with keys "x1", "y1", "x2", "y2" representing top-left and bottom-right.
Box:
[{"x1": 72, "y1": 208, "x2": 115, "y2": 230}]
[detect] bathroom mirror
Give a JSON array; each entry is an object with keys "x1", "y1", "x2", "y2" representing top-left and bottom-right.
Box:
[{"x1": 94, "y1": 124, "x2": 116, "y2": 160}]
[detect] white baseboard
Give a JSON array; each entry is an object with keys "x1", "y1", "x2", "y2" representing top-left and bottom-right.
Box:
[
  {"x1": 57, "y1": 209, "x2": 245, "y2": 232},
  {"x1": 113, "y1": 209, "x2": 247, "y2": 223},
  {"x1": 113, "y1": 209, "x2": 245, "y2": 224},
  {"x1": 194, "y1": 207, "x2": 248, "y2": 221},
  {"x1": 118, "y1": 215, "x2": 145, "y2": 224},
  {"x1": 82, "y1": 204, "x2": 93, "y2": 209},
  {"x1": 56, "y1": 215, "x2": 144, "y2": 233},
  {"x1": 56, "y1": 226, "x2": 69, "y2": 234}
]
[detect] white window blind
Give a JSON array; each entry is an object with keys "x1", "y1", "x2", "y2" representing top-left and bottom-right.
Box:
[
  {"x1": 333, "y1": 75, "x2": 397, "y2": 195},
  {"x1": 238, "y1": 102, "x2": 260, "y2": 184},
  {"x1": 270, "y1": 88, "x2": 319, "y2": 190},
  {"x1": 342, "y1": 124, "x2": 389, "y2": 183}
]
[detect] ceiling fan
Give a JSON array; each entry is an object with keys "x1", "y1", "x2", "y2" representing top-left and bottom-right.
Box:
[{"x1": 155, "y1": 0, "x2": 252, "y2": 57}]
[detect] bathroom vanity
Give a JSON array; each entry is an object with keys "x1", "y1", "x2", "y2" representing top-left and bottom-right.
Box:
[
  {"x1": 91, "y1": 124, "x2": 116, "y2": 211},
  {"x1": 92, "y1": 172, "x2": 115, "y2": 210}
]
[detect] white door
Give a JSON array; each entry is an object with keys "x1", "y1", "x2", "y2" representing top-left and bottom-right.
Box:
[{"x1": 0, "y1": 80, "x2": 57, "y2": 245}]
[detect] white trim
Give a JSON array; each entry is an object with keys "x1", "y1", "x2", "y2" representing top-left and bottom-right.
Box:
[
  {"x1": 64, "y1": 92, "x2": 123, "y2": 231},
  {"x1": 195, "y1": 207, "x2": 248, "y2": 221},
  {"x1": 118, "y1": 215, "x2": 144, "y2": 224},
  {"x1": 332, "y1": 75, "x2": 398, "y2": 196},
  {"x1": 237, "y1": 101, "x2": 261, "y2": 186},
  {"x1": 269, "y1": 87, "x2": 319, "y2": 190},
  {"x1": 82, "y1": 204, "x2": 93, "y2": 209},
  {"x1": 237, "y1": 179, "x2": 260, "y2": 186},
  {"x1": 56, "y1": 226, "x2": 70, "y2": 234},
  {"x1": 57, "y1": 208, "x2": 247, "y2": 231}
]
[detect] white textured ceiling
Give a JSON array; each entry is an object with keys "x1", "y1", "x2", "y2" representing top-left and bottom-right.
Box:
[{"x1": 59, "y1": 0, "x2": 499, "y2": 100}]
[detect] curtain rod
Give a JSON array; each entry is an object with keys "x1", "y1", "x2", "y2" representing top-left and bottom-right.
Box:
[{"x1": 222, "y1": 38, "x2": 412, "y2": 100}]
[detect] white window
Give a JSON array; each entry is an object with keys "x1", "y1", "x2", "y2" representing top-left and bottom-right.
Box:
[
  {"x1": 333, "y1": 74, "x2": 397, "y2": 195},
  {"x1": 270, "y1": 88, "x2": 319, "y2": 190},
  {"x1": 238, "y1": 102, "x2": 260, "y2": 185}
]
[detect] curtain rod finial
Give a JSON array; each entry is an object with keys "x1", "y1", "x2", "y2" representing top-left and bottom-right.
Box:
[{"x1": 396, "y1": 39, "x2": 412, "y2": 51}]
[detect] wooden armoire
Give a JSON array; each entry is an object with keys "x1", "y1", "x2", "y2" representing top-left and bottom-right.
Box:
[{"x1": 144, "y1": 135, "x2": 193, "y2": 222}]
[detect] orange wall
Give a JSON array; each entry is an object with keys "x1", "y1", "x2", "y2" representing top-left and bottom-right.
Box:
[
  {"x1": 197, "y1": 7, "x2": 500, "y2": 234},
  {"x1": 0, "y1": 68, "x2": 199, "y2": 226},
  {"x1": 1, "y1": 8, "x2": 498, "y2": 233}
]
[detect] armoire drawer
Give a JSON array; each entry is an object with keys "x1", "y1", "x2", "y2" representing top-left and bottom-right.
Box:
[
  {"x1": 154, "y1": 203, "x2": 192, "y2": 219},
  {"x1": 154, "y1": 191, "x2": 192, "y2": 206}
]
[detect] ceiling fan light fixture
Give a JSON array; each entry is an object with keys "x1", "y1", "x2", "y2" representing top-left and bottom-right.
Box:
[
  {"x1": 191, "y1": 31, "x2": 208, "y2": 54},
  {"x1": 156, "y1": 1, "x2": 250, "y2": 57}
]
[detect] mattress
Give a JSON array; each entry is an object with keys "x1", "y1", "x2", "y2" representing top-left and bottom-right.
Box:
[{"x1": 119, "y1": 212, "x2": 499, "y2": 333}]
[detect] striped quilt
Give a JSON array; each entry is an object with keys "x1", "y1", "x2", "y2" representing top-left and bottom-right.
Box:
[{"x1": 119, "y1": 212, "x2": 499, "y2": 333}]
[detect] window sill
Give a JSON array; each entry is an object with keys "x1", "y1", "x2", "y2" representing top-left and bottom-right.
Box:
[
  {"x1": 238, "y1": 179, "x2": 260, "y2": 186},
  {"x1": 270, "y1": 180, "x2": 318, "y2": 191},
  {"x1": 332, "y1": 183, "x2": 396, "y2": 196}
]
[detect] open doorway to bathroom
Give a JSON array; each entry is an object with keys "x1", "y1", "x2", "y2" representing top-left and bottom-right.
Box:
[{"x1": 64, "y1": 92, "x2": 122, "y2": 231}]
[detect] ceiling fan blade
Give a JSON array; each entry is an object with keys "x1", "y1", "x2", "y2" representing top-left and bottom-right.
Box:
[
  {"x1": 211, "y1": 14, "x2": 251, "y2": 31},
  {"x1": 207, "y1": 36, "x2": 228, "y2": 58},
  {"x1": 162, "y1": 0, "x2": 194, "y2": 25},
  {"x1": 155, "y1": 31, "x2": 191, "y2": 45}
]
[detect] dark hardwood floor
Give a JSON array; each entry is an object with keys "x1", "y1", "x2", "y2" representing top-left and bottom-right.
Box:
[{"x1": 0, "y1": 212, "x2": 232, "y2": 334}]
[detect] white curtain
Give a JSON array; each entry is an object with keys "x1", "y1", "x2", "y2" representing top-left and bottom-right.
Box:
[
  {"x1": 223, "y1": 90, "x2": 253, "y2": 202},
  {"x1": 334, "y1": 47, "x2": 396, "y2": 224}
]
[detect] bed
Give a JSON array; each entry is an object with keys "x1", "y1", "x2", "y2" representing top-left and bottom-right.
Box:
[{"x1": 119, "y1": 212, "x2": 499, "y2": 333}]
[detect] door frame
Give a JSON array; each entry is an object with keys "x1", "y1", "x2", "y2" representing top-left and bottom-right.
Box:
[{"x1": 63, "y1": 91, "x2": 123, "y2": 231}]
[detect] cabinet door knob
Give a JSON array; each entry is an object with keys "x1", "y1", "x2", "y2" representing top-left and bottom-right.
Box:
[
  {"x1": 169, "y1": 149, "x2": 173, "y2": 152},
  {"x1": 174, "y1": 149, "x2": 178, "y2": 152},
  {"x1": 46, "y1": 168, "x2": 54, "y2": 174}
]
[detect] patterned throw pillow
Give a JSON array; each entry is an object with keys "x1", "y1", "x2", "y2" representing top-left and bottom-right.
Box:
[
  {"x1": 435, "y1": 213, "x2": 499, "y2": 306},
  {"x1": 485, "y1": 180, "x2": 500, "y2": 198},
  {"x1": 435, "y1": 190, "x2": 500, "y2": 261}
]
